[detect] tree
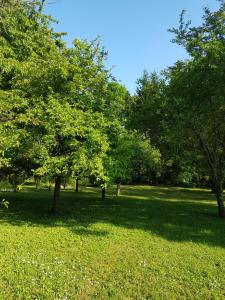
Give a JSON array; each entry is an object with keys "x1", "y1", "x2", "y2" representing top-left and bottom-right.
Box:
[
  {"x1": 127, "y1": 71, "x2": 181, "y2": 185},
  {"x1": 105, "y1": 131, "x2": 136, "y2": 196},
  {"x1": 128, "y1": 71, "x2": 166, "y2": 144},
  {"x1": 93, "y1": 82, "x2": 131, "y2": 199},
  {"x1": 0, "y1": 1, "x2": 112, "y2": 213},
  {"x1": 131, "y1": 136, "x2": 162, "y2": 185},
  {"x1": 32, "y1": 96, "x2": 110, "y2": 213},
  {"x1": 168, "y1": 2, "x2": 225, "y2": 218},
  {"x1": 0, "y1": 0, "x2": 51, "y2": 182}
]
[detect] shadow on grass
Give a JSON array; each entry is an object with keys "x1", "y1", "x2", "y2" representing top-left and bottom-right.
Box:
[{"x1": 0, "y1": 186, "x2": 224, "y2": 248}]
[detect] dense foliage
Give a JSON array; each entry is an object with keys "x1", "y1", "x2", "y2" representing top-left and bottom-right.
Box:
[{"x1": 1, "y1": 0, "x2": 225, "y2": 218}]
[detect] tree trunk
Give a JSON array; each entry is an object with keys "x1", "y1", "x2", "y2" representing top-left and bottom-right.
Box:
[
  {"x1": 102, "y1": 187, "x2": 106, "y2": 201},
  {"x1": 194, "y1": 130, "x2": 225, "y2": 219},
  {"x1": 51, "y1": 175, "x2": 61, "y2": 214},
  {"x1": 153, "y1": 173, "x2": 158, "y2": 186},
  {"x1": 35, "y1": 179, "x2": 40, "y2": 190},
  {"x1": 13, "y1": 183, "x2": 17, "y2": 193},
  {"x1": 12, "y1": 176, "x2": 17, "y2": 192},
  {"x1": 215, "y1": 183, "x2": 225, "y2": 218},
  {"x1": 62, "y1": 177, "x2": 67, "y2": 190},
  {"x1": 75, "y1": 178, "x2": 79, "y2": 193},
  {"x1": 116, "y1": 182, "x2": 121, "y2": 196},
  {"x1": 209, "y1": 176, "x2": 216, "y2": 193}
]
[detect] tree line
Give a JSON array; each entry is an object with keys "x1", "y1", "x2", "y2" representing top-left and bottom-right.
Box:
[{"x1": 0, "y1": 0, "x2": 225, "y2": 218}]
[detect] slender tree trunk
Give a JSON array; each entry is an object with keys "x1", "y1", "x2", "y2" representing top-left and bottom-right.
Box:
[
  {"x1": 75, "y1": 178, "x2": 79, "y2": 193},
  {"x1": 153, "y1": 172, "x2": 158, "y2": 186},
  {"x1": 215, "y1": 182, "x2": 225, "y2": 218},
  {"x1": 12, "y1": 175, "x2": 17, "y2": 192},
  {"x1": 116, "y1": 182, "x2": 121, "y2": 196},
  {"x1": 209, "y1": 176, "x2": 216, "y2": 193},
  {"x1": 217, "y1": 196, "x2": 225, "y2": 218},
  {"x1": 102, "y1": 187, "x2": 106, "y2": 201},
  {"x1": 13, "y1": 183, "x2": 17, "y2": 193},
  {"x1": 36, "y1": 181, "x2": 40, "y2": 190},
  {"x1": 194, "y1": 130, "x2": 225, "y2": 219},
  {"x1": 62, "y1": 177, "x2": 67, "y2": 190},
  {"x1": 51, "y1": 175, "x2": 61, "y2": 214},
  {"x1": 34, "y1": 176, "x2": 40, "y2": 190}
]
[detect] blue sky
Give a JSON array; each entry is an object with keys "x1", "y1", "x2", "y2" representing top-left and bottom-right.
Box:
[{"x1": 44, "y1": 0, "x2": 220, "y2": 94}]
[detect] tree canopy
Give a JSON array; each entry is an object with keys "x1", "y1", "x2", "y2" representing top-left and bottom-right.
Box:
[{"x1": 1, "y1": 0, "x2": 225, "y2": 218}]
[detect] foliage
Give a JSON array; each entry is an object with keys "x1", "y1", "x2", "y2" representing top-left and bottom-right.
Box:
[
  {"x1": 167, "y1": 2, "x2": 225, "y2": 217},
  {"x1": 1, "y1": 198, "x2": 9, "y2": 209},
  {"x1": 1, "y1": 0, "x2": 225, "y2": 219},
  {"x1": 131, "y1": 136, "x2": 162, "y2": 184},
  {"x1": 128, "y1": 71, "x2": 166, "y2": 144},
  {"x1": 104, "y1": 130, "x2": 136, "y2": 186},
  {"x1": 0, "y1": 0, "x2": 117, "y2": 210}
]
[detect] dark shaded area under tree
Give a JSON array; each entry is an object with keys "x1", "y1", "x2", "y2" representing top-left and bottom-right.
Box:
[{"x1": 0, "y1": 187, "x2": 224, "y2": 248}]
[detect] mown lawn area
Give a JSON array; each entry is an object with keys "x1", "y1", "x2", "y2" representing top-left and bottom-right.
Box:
[{"x1": 0, "y1": 186, "x2": 224, "y2": 299}]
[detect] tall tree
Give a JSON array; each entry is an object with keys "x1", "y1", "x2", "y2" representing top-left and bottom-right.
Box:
[
  {"x1": 105, "y1": 131, "x2": 136, "y2": 196},
  {"x1": 128, "y1": 71, "x2": 166, "y2": 144},
  {"x1": 0, "y1": 0, "x2": 112, "y2": 213},
  {"x1": 168, "y1": 2, "x2": 225, "y2": 218}
]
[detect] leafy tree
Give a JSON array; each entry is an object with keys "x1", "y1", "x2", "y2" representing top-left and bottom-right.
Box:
[
  {"x1": 131, "y1": 136, "x2": 162, "y2": 185},
  {"x1": 128, "y1": 71, "x2": 182, "y2": 185},
  {"x1": 32, "y1": 96, "x2": 110, "y2": 213},
  {"x1": 128, "y1": 71, "x2": 166, "y2": 144},
  {"x1": 168, "y1": 2, "x2": 225, "y2": 218},
  {"x1": 105, "y1": 131, "x2": 136, "y2": 196},
  {"x1": 0, "y1": 0, "x2": 113, "y2": 213},
  {"x1": 92, "y1": 82, "x2": 131, "y2": 199},
  {"x1": 104, "y1": 81, "x2": 130, "y2": 121},
  {"x1": 0, "y1": 0, "x2": 49, "y2": 181}
]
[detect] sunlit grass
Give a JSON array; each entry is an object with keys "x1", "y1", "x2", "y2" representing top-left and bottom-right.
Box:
[{"x1": 0, "y1": 185, "x2": 224, "y2": 299}]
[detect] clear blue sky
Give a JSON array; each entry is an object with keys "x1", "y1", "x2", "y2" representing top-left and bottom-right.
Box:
[{"x1": 44, "y1": 0, "x2": 220, "y2": 94}]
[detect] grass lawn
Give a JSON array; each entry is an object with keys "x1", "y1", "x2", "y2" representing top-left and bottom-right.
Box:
[{"x1": 0, "y1": 185, "x2": 224, "y2": 299}]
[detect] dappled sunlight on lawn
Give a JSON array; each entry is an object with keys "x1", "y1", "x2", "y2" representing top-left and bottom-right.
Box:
[
  {"x1": 0, "y1": 185, "x2": 224, "y2": 247},
  {"x1": 0, "y1": 186, "x2": 225, "y2": 299}
]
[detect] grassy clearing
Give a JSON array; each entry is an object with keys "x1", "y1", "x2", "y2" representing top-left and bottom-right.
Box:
[{"x1": 0, "y1": 186, "x2": 224, "y2": 299}]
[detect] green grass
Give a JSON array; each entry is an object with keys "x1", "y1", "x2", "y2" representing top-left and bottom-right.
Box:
[{"x1": 0, "y1": 185, "x2": 224, "y2": 299}]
